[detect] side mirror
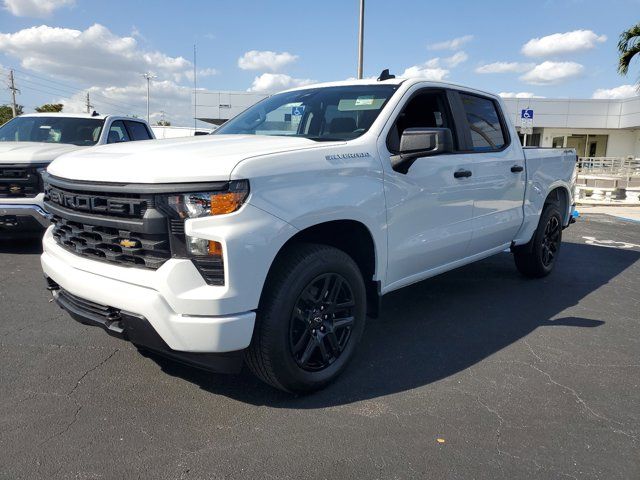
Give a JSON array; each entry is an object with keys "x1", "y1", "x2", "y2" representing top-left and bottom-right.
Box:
[{"x1": 391, "y1": 128, "x2": 453, "y2": 174}]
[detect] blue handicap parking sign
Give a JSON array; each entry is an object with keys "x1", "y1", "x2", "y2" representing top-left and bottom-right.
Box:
[
  {"x1": 292, "y1": 106, "x2": 305, "y2": 116},
  {"x1": 521, "y1": 109, "x2": 534, "y2": 119}
]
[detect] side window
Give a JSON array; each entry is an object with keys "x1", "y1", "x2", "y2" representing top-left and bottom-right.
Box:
[
  {"x1": 386, "y1": 90, "x2": 454, "y2": 153},
  {"x1": 107, "y1": 121, "x2": 131, "y2": 144},
  {"x1": 459, "y1": 94, "x2": 506, "y2": 151},
  {"x1": 125, "y1": 121, "x2": 152, "y2": 141}
]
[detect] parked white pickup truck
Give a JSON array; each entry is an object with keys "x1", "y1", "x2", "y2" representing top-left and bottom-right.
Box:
[
  {"x1": 41, "y1": 74, "x2": 576, "y2": 392},
  {"x1": 0, "y1": 113, "x2": 155, "y2": 238}
]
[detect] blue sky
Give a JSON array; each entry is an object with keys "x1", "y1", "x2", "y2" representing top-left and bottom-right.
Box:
[{"x1": 0, "y1": 0, "x2": 638, "y2": 125}]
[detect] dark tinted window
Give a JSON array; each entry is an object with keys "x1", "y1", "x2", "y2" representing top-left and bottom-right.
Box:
[
  {"x1": 459, "y1": 94, "x2": 506, "y2": 151},
  {"x1": 125, "y1": 121, "x2": 152, "y2": 141},
  {"x1": 215, "y1": 85, "x2": 398, "y2": 141},
  {"x1": 0, "y1": 116, "x2": 104, "y2": 146},
  {"x1": 107, "y1": 121, "x2": 130, "y2": 143}
]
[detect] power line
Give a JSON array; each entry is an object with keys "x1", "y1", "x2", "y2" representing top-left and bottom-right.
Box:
[
  {"x1": 15, "y1": 74, "x2": 144, "y2": 112},
  {"x1": 11, "y1": 67, "x2": 148, "y2": 113}
]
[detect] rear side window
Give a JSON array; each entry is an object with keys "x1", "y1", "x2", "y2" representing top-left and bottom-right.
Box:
[
  {"x1": 459, "y1": 94, "x2": 506, "y2": 151},
  {"x1": 125, "y1": 121, "x2": 152, "y2": 141},
  {"x1": 107, "y1": 121, "x2": 130, "y2": 143}
]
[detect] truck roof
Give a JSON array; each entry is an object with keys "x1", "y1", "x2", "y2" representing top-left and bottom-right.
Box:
[
  {"x1": 19, "y1": 112, "x2": 144, "y2": 122},
  {"x1": 281, "y1": 77, "x2": 503, "y2": 101}
]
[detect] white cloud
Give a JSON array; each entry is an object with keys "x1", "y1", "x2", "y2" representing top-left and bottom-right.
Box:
[
  {"x1": 520, "y1": 61, "x2": 584, "y2": 85},
  {"x1": 444, "y1": 51, "x2": 468, "y2": 68},
  {"x1": 592, "y1": 84, "x2": 639, "y2": 99},
  {"x1": 498, "y1": 92, "x2": 543, "y2": 98},
  {"x1": 238, "y1": 50, "x2": 298, "y2": 72},
  {"x1": 2, "y1": 0, "x2": 73, "y2": 17},
  {"x1": 428, "y1": 35, "x2": 473, "y2": 51},
  {"x1": 400, "y1": 64, "x2": 449, "y2": 81},
  {"x1": 398, "y1": 53, "x2": 465, "y2": 80},
  {"x1": 0, "y1": 24, "x2": 194, "y2": 87},
  {"x1": 247, "y1": 73, "x2": 314, "y2": 93},
  {"x1": 521, "y1": 29, "x2": 607, "y2": 57},
  {"x1": 476, "y1": 62, "x2": 535, "y2": 74},
  {"x1": 60, "y1": 81, "x2": 193, "y2": 124},
  {"x1": 184, "y1": 68, "x2": 218, "y2": 82},
  {"x1": 0, "y1": 24, "x2": 219, "y2": 126}
]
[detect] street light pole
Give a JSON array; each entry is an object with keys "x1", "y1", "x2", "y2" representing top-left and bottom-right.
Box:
[
  {"x1": 357, "y1": 0, "x2": 365, "y2": 79},
  {"x1": 142, "y1": 72, "x2": 156, "y2": 123}
]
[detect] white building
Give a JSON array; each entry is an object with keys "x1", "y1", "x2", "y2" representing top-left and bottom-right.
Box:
[
  {"x1": 192, "y1": 88, "x2": 640, "y2": 158},
  {"x1": 502, "y1": 96, "x2": 640, "y2": 158}
]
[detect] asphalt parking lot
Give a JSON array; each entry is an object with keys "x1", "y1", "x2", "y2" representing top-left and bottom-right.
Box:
[{"x1": 1, "y1": 214, "x2": 639, "y2": 480}]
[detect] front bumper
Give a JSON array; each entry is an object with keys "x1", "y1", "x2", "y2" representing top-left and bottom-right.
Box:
[
  {"x1": 41, "y1": 228, "x2": 256, "y2": 355},
  {"x1": 0, "y1": 203, "x2": 51, "y2": 235},
  {"x1": 48, "y1": 282, "x2": 244, "y2": 373}
]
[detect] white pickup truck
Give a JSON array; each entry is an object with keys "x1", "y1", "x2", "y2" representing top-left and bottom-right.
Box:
[
  {"x1": 41, "y1": 75, "x2": 576, "y2": 392},
  {"x1": 0, "y1": 113, "x2": 155, "y2": 238}
]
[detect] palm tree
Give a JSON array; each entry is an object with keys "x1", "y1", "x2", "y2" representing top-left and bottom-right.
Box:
[{"x1": 618, "y1": 22, "x2": 640, "y2": 88}]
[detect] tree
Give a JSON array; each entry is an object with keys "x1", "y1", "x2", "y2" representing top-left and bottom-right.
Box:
[
  {"x1": 156, "y1": 120, "x2": 171, "y2": 126},
  {"x1": 618, "y1": 22, "x2": 640, "y2": 89},
  {"x1": 34, "y1": 103, "x2": 63, "y2": 113},
  {"x1": 0, "y1": 104, "x2": 23, "y2": 125}
]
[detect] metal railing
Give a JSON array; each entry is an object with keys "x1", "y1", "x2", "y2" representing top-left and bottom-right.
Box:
[{"x1": 577, "y1": 156, "x2": 640, "y2": 177}]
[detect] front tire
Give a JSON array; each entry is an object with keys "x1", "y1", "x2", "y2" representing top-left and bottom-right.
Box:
[
  {"x1": 245, "y1": 243, "x2": 367, "y2": 393},
  {"x1": 513, "y1": 203, "x2": 563, "y2": 278}
]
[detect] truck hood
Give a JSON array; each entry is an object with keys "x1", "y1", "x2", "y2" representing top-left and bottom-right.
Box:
[
  {"x1": 48, "y1": 135, "x2": 341, "y2": 183},
  {"x1": 0, "y1": 142, "x2": 82, "y2": 164}
]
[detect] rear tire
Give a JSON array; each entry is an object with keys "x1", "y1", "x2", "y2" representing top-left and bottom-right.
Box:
[
  {"x1": 513, "y1": 203, "x2": 563, "y2": 278},
  {"x1": 245, "y1": 243, "x2": 367, "y2": 393}
]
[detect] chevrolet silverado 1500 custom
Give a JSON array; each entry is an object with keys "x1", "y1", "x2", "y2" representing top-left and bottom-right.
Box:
[
  {"x1": 0, "y1": 113, "x2": 154, "y2": 238},
  {"x1": 41, "y1": 75, "x2": 576, "y2": 392}
]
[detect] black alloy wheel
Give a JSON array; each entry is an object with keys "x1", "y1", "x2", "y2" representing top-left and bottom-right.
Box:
[{"x1": 289, "y1": 273, "x2": 355, "y2": 371}]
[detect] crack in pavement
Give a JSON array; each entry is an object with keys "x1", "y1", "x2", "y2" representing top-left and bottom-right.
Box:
[
  {"x1": 35, "y1": 348, "x2": 119, "y2": 448},
  {"x1": 527, "y1": 362, "x2": 638, "y2": 441},
  {"x1": 67, "y1": 348, "x2": 119, "y2": 396}
]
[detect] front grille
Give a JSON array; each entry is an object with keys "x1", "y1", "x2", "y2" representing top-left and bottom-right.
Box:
[
  {"x1": 45, "y1": 184, "x2": 149, "y2": 219},
  {"x1": 52, "y1": 215, "x2": 170, "y2": 269},
  {"x1": 0, "y1": 164, "x2": 44, "y2": 198}
]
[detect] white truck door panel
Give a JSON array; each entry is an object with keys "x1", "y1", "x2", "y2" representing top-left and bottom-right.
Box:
[
  {"x1": 466, "y1": 147, "x2": 526, "y2": 253},
  {"x1": 382, "y1": 155, "x2": 474, "y2": 287},
  {"x1": 452, "y1": 92, "x2": 526, "y2": 254}
]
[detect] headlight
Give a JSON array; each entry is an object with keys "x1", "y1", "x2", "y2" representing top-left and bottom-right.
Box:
[
  {"x1": 155, "y1": 180, "x2": 249, "y2": 286},
  {"x1": 160, "y1": 180, "x2": 249, "y2": 219}
]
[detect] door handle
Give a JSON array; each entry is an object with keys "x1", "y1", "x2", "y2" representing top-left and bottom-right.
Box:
[
  {"x1": 510, "y1": 165, "x2": 524, "y2": 173},
  {"x1": 454, "y1": 169, "x2": 472, "y2": 178}
]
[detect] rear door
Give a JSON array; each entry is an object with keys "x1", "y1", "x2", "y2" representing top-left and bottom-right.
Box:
[{"x1": 453, "y1": 91, "x2": 526, "y2": 255}]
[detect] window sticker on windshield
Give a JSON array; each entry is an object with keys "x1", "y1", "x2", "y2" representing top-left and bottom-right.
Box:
[{"x1": 355, "y1": 95, "x2": 374, "y2": 106}]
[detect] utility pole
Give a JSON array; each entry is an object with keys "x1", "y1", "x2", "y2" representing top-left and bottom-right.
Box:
[
  {"x1": 193, "y1": 44, "x2": 197, "y2": 130},
  {"x1": 85, "y1": 92, "x2": 93, "y2": 114},
  {"x1": 142, "y1": 72, "x2": 157, "y2": 124},
  {"x1": 357, "y1": 0, "x2": 365, "y2": 79},
  {"x1": 160, "y1": 110, "x2": 166, "y2": 125},
  {"x1": 8, "y1": 69, "x2": 19, "y2": 118}
]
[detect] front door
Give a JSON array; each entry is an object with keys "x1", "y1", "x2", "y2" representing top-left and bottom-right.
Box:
[{"x1": 379, "y1": 88, "x2": 475, "y2": 291}]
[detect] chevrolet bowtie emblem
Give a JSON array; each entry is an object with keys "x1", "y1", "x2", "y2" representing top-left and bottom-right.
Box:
[
  {"x1": 9, "y1": 185, "x2": 21, "y2": 194},
  {"x1": 119, "y1": 239, "x2": 139, "y2": 248}
]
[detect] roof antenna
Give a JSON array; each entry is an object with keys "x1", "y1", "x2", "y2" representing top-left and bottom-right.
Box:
[
  {"x1": 91, "y1": 110, "x2": 99, "y2": 117},
  {"x1": 377, "y1": 69, "x2": 395, "y2": 81}
]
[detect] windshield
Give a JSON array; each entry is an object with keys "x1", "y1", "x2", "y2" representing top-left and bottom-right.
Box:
[
  {"x1": 0, "y1": 116, "x2": 105, "y2": 146},
  {"x1": 215, "y1": 85, "x2": 399, "y2": 141}
]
